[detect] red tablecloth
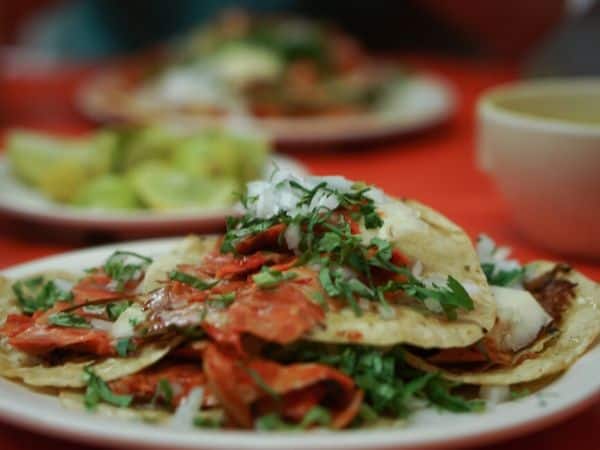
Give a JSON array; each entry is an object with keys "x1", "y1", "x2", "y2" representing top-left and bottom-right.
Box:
[{"x1": 0, "y1": 55, "x2": 598, "y2": 449}]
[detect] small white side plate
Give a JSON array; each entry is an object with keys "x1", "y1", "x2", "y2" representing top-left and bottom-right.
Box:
[{"x1": 0, "y1": 155, "x2": 307, "y2": 234}]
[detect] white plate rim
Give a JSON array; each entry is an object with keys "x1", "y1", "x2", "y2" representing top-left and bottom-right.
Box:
[
  {"x1": 78, "y1": 70, "x2": 457, "y2": 146},
  {"x1": 0, "y1": 237, "x2": 598, "y2": 450}
]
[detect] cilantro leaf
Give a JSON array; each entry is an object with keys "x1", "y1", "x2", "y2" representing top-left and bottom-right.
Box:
[
  {"x1": 48, "y1": 312, "x2": 91, "y2": 328},
  {"x1": 106, "y1": 301, "x2": 132, "y2": 321},
  {"x1": 169, "y1": 271, "x2": 218, "y2": 290},
  {"x1": 194, "y1": 415, "x2": 223, "y2": 429},
  {"x1": 510, "y1": 388, "x2": 531, "y2": 401},
  {"x1": 252, "y1": 267, "x2": 297, "y2": 289},
  {"x1": 277, "y1": 344, "x2": 485, "y2": 420},
  {"x1": 398, "y1": 275, "x2": 474, "y2": 320},
  {"x1": 103, "y1": 251, "x2": 152, "y2": 292},
  {"x1": 318, "y1": 232, "x2": 342, "y2": 253},
  {"x1": 12, "y1": 277, "x2": 73, "y2": 314},
  {"x1": 426, "y1": 377, "x2": 485, "y2": 412},
  {"x1": 115, "y1": 337, "x2": 136, "y2": 357},
  {"x1": 255, "y1": 406, "x2": 332, "y2": 431},
  {"x1": 151, "y1": 378, "x2": 173, "y2": 406},
  {"x1": 83, "y1": 366, "x2": 132, "y2": 410},
  {"x1": 318, "y1": 267, "x2": 340, "y2": 297},
  {"x1": 481, "y1": 263, "x2": 525, "y2": 287},
  {"x1": 207, "y1": 292, "x2": 236, "y2": 308}
]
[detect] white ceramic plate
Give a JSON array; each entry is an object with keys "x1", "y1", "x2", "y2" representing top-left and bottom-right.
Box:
[
  {"x1": 0, "y1": 155, "x2": 307, "y2": 234},
  {"x1": 0, "y1": 238, "x2": 598, "y2": 450},
  {"x1": 79, "y1": 71, "x2": 456, "y2": 146}
]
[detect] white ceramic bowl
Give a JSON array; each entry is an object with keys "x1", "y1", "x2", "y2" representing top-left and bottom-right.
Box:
[{"x1": 477, "y1": 78, "x2": 600, "y2": 258}]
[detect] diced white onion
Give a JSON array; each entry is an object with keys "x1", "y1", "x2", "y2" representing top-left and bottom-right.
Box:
[
  {"x1": 243, "y1": 170, "x2": 388, "y2": 220},
  {"x1": 462, "y1": 282, "x2": 481, "y2": 297},
  {"x1": 477, "y1": 234, "x2": 522, "y2": 285},
  {"x1": 378, "y1": 303, "x2": 396, "y2": 320},
  {"x1": 89, "y1": 319, "x2": 113, "y2": 332},
  {"x1": 358, "y1": 298, "x2": 371, "y2": 310},
  {"x1": 53, "y1": 278, "x2": 75, "y2": 293},
  {"x1": 479, "y1": 385, "x2": 511, "y2": 405},
  {"x1": 284, "y1": 223, "x2": 301, "y2": 252},
  {"x1": 490, "y1": 286, "x2": 553, "y2": 351},
  {"x1": 411, "y1": 260, "x2": 423, "y2": 278},
  {"x1": 424, "y1": 297, "x2": 444, "y2": 314},
  {"x1": 170, "y1": 387, "x2": 204, "y2": 429},
  {"x1": 111, "y1": 305, "x2": 146, "y2": 339}
]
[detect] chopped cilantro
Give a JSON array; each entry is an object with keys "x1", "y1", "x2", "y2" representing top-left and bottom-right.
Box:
[
  {"x1": 115, "y1": 337, "x2": 136, "y2": 357},
  {"x1": 510, "y1": 388, "x2": 531, "y2": 401},
  {"x1": 481, "y1": 263, "x2": 525, "y2": 287},
  {"x1": 103, "y1": 251, "x2": 152, "y2": 292},
  {"x1": 255, "y1": 413, "x2": 290, "y2": 431},
  {"x1": 252, "y1": 267, "x2": 297, "y2": 289},
  {"x1": 299, "y1": 405, "x2": 332, "y2": 428},
  {"x1": 275, "y1": 344, "x2": 485, "y2": 420},
  {"x1": 207, "y1": 292, "x2": 236, "y2": 308},
  {"x1": 426, "y1": 378, "x2": 485, "y2": 412},
  {"x1": 106, "y1": 301, "x2": 132, "y2": 321},
  {"x1": 48, "y1": 312, "x2": 91, "y2": 329},
  {"x1": 169, "y1": 271, "x2": 218, "y2": 290},
  {"x1": 151, "y1": 379, "x2": 173, "y2": 406},
  {"x1": 398, "y1": 275, "x2": 474, "y2": 320},
  {"x1": 310, "y1": 291, "x2": 328, "y2": 310},
  {"x1": 83, "y1": 366, "x2": 132, "y2": 410},
  {"x1": 12, "y1": 277, "x2": 73, "y2": 314},
  {"x1": 194, "y1": 415, "x2": 223, "y2": 429},
  {"x1": 255, "y1": 406, "x2": 331, "y2": 431}
]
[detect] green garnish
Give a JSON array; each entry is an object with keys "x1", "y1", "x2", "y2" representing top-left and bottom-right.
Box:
[
  {"x1": 510, "y1": 388, "x2": 531, "y2": 401},
  {"x1": 276, "y1": 344, "x2": 485, "y2": 420},
  {"x1": 208, "y1": 292, "x2": 236, "y2": 308},
  {"x1": 12, "y1": 277, "x2": 73, "y2": 314},
  {"x1": 103, "y1": 251, "x2": 153, "y2": 292},
  {"x1": 83, "y1": 366, "x2": 132, "y2": 410},
  {"x1": 425, "y1": 378, "x2": 485, "y2": 412},
  {"x1": 255, "y1": 405, "x2": 332, "y2": 431},
  {"x1": 169, "y1": 270, "x2": 218, "y2": 290},
  {"x1": 194, "y1": 416, "x2": 223, "y2": 429},
  {"x1": 151, "y1": 379, "x2": 174, "y2": 406},
  {"x1": 481, "y1": 263, "x2": 525, "y2": 287},
  {"x1": 310, "y1": 291, "x2": 328, "y2": 310},
  {"x1": 222, "y1": 178, "x2": 474, "y2": 320},
  {"x1": 48, "y1": 312, "x2": 91, "y2": 329},
  {"x1": 252, "y1": 267, "x2": 297, "y2": 289},
  {"x1": 115, "y1": 337, "x2": 136, "y2": 357},
  {"x1": 106, "y1": 301, "x2": 132, "y2": 321}
]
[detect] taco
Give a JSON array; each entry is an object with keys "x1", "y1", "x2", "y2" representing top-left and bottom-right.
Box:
[{"x1": 403, "y1": 236, "x2": 600, "y2": 388}]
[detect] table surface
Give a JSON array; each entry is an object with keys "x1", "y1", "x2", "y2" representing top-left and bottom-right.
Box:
[{"x1": 0, "y1": 55, "x2": 598, "y2": 450}]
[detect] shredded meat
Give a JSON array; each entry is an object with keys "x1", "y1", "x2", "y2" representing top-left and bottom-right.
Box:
[
  {"x1": 109, "y1": 362, "x2": 217, "y2": 408},
  {"x1": 427, "y1": 264, "x2": 578, "y2": 370},
  {"x1": 203, "y1": 343, "x2": 362, "y2": 428},
  {"x1": 524, "y1": 264, "x2": 577, "y2": 322}
]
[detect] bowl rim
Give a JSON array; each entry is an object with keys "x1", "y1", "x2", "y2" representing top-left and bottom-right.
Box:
[{"x1": 478, "y1": 77, "x2": 600, "y2": 136}]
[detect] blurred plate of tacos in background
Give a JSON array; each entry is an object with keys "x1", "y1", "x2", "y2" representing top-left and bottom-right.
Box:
[{"x1": 78, "y1": 10, "x2": 455, "y2": 146}]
